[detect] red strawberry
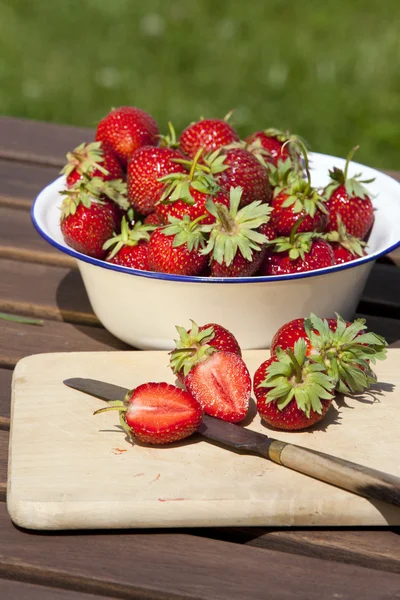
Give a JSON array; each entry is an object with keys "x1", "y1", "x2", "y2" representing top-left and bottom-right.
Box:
[
  {"x1": 254, "y1": 339, "x2": 334, "y2": 430},
  {"x1": 184, "y1": 351, "x2": 251, "y2": 423},
  {"x1": 259, "y1": 232, "x2": 335, "y2": 276},
  {"x1": 169, "y1": 320, "x2": 241, "y2": 382},
  {"x1": 270, "y1": 313, "x2": 387, "y2": 394},
  {"x1": 179, "y1": 115, "x2": 240, "y2": 158},
  {"x1": 59, "y1": 179, "x2": 120, "y2": 259},
  {"x1": 127, "y1": 146, "x2": 187, "y2": 215},
  {"x1": 323, "y1": 215, "x2": 367, "y2": 264},
  {"x1": 324, "y1": 146, "x2": 375, "y2": 239},
  {"x1": 103, "y1": 217, "x2": 156, "y2": 270},
  {"x1": 208, "y1": 148, "x2": 272, "y2": 207},
  {"x1": 201, "y1": 186, "x2": 272, "y2": 277},
  {"x1": 147, "y1": 215, "x2": 208, "y2": 276},
  {"x1": 95, "y1": 382, "x2": 202, "y2": 445},
  {"x1": 144, "y1": 212, "x2": 163, "y2": 226},
  {"x1": 61, "y1": 142, "x2": 124, "y2": 188},
  {"x1": 95, "y1": 106, "x2": 159, "y2": 166},
  {"x1": 246, "y1": 129, "x2": 299, "y2": 166}
]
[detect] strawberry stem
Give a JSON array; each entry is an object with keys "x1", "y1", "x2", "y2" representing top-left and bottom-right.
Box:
[
  {"x1": 216, "y1": 203, "x2": 234, "y2": 233},
  {"x1": 93, "y1": 405, "x2": 126, "y2": 416},
  {"x1": 344, "y1": 145, "x2": 360, "y2": 181},
  {"x1": 189, "y1": 147, "x2": 204, "y2": 181},
  {"x1": 289, "y1": 215, "x2": 306, "y2": 245},
  {"x1": 286, "y1": 348, "x2": 302, "y2": 383}
]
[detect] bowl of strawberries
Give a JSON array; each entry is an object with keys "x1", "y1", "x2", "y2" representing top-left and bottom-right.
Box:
[{"x1": 32, "y1": 106, "x2": 400, "y2": 350}]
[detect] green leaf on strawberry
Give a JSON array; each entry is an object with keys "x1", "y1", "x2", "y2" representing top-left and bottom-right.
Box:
[
  {"x1": 102, "y1": 216, "x2": 156, "y2": 259},
  {"x1": 162, "y1": 214, "x2": 207, "y2": 252}
]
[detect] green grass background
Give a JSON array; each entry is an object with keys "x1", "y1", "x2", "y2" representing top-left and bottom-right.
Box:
[{"x1": 1, "y1": 0, "x2": 400, "y2": 169}]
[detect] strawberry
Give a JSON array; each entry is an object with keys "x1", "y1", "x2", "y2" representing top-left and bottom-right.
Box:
[
  {"x1": 323, "y1": 215, "x2": 367, "y2": 264},
  {"x1": 201, "y1": 187, "x2": 272, "y2": 277},
  {"x1": 270, "y1": 313, "x2": 387, "y2": 394},
  {"x1": 147, "y1": 215, "x2": 208, "y2": 275},
  {"x1": 144, "y1": 212, "x2": 163, "y2": 226},
  {"x1": 263, "y1": 156, "x2": 303, "y2": 196},
  {"x1": 59, "y1": 178, "x2": 124, "y2": 259},
  {"x1": 254, "y1": 339, "x2": 335, "y2": 431},
  {"x1": 206, "y1": 147, "x2": 272, "y2": 207},
  {"x1": 103, "y1": 217, "x2": 156, "y2": 269},
  {"x1": 127, "y1": 146, "x2": 187, "y2": 215},
  {"x1": 95, "y1": 106, "x2": 159, "y2": 167},
  {"x1": 323, "y1": 146, "x2": 375, "y2": 239},
  {"x1": 155, "y1": 149, "x2": 230, "y2": 224},
  {"x1": 259, "y1": 230, "x2": 335, "y2": 276},
  {"x1": 169, "y1": 320, "x2": 241, "y2": 382},
  {"x1": 179, "y1": 114, "x2": 240, "y2": 158},
  {"x1": 95, "y1": 382, "x2": 203, "y2": 445},
  {"x1": 61, "y1": 142, "x2": 124, "y2": 188},
  {"x1": 246, "y1": 129, "x2": 300, "y2": 166},
  {"x1": 184, "y1": 350, "x2": 251, "y2": 423}
]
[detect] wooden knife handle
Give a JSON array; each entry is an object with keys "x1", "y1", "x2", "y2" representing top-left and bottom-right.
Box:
[{"x1": 266, "y1": 440, "x2": 400, "y2": 507}]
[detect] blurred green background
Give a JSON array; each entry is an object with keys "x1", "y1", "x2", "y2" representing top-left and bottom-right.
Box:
[{"x1": 1, "y1": 0, "x2": 400, "y2": 169}]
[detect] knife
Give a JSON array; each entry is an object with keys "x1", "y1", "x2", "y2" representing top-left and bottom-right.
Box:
[{"x1": 64, "y1": 377, "x2": 400, "y2": 508}]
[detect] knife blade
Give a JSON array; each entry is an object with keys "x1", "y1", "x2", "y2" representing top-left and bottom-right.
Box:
[{"x1": 64, "y1": 377, "x2": 400, "y2": 508}]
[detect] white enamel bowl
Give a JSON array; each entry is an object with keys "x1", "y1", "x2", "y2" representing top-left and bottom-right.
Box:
[{"x1": 32, "y1": 152, "x2": 400, "y2": 350}]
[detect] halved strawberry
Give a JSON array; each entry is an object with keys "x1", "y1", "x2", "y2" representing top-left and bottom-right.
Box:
[
  {"x1": 184, "y1": 351, "x2": 251, "y2": 423},
  {"x1": 254, "y1": 339, "x2": 335, "y2": 431},
  {"x1": 95, "y1": 382, "x2": 203, "y2": 445}
]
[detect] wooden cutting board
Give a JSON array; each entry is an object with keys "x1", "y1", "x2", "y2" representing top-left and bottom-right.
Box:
[{"x1": 7, "y1": 349, "x2": 400, "y2": 530}]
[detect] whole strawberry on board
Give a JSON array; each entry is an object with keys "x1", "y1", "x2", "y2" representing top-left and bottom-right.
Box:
[
  {"x1": 147, "y1": 214, "x2": 208, "y2": 276},
  {"x1": 200, "y1": 186, "x2": 272, "y2": 277},
  {"x1": 94, "y1": 382, "x2": 202, "y2": 445},
  {"x1": 95, "y1": 106, "x2": 159, "y2": 167},
  {"x1": 127, "y1": 145, "x2": 187, "y2": 215},
  {"x1": 169, "y1": 320, "x2": 241, "y2": 382},
  {"x1": 59, "y1": 177, "x2": 127, "y2": 259},
  {"x1": 103, "y1": 216, "x2": 156, "y2": 270},
  {"x1": 155, "y1": 148, "x2": 230, "y2": 224},
  {"x1": 323, "y1": 146, "x2": 375, "y2": 239},
  {"x1": 259, "y1": 221, "x2": 335, "y2": 276},
  {"x1": 205, "y1": 147, "x2": 273, "y2": 207},
  {"x1": 61, "y1": 141, "x2": 124, "y2": 188},
  {"x1": 254, "y1": 338, "x2": 335, "y2": 431},
  {"x1": 270, "y1": 313, "x2": 387, "y2": 394},
  {"x1": 269, "y1": 142, "x2": 328, "y2": 236},
  {"x1": 323, "y1": 215, "x2": 367, "y2": 264},
  {"x1": 179, "y1": 113, "x2": 240, "y2": 158}
]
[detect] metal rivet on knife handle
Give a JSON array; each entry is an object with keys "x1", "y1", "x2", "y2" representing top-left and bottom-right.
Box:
[{"x1": 268, "y1": 440, "x2": 287, "y2": 465}]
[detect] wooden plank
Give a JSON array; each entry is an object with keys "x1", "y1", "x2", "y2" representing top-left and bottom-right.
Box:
[
  {"x1": 0, "y1": 579, "x2": 121, "y2": 600},
  {"x1": 0, "y1": 259, "x2": 98, "y2": 326},
  {"x1": 244, "y1": 529, "x2": 400, "y2": 575},
  {"x1": 0, "y1": 117, "x2": 93, "y2": 167},
  {"x1": 0, "y1": 431, "x2": 8, "y2": 500},
  {"x1": 1, "y1": 505, "x2": 400, "y2": 600},
  {"x1": 0, "y1": 206, "x2": 75, "y2": 268},
  {"x1": 0, "y1": 159, "x2": 59, "y2": 209},
  {"x1": 0, "y1": 319, "x2": 131, "y2": 369},
  {"x1": 0, "y1": 369, "x2": 12, "y2": 425}
]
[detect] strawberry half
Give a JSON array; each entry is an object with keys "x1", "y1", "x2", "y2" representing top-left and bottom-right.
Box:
[
  {"x1": 169, "y1": 320, "x2": 241, "y2": 382},
  {"x1": 103, "y1": 216, "x2": 156, "y2": 269},
  {"x1": 323, "y1": 146, "x2": 375, "y2": 239},
  {"x1": 270, "y1": 313, "x2": 387, "y2": 394},
  {"x1": 179, "y1": 114, "x2": 240, "y2": 158},
  {"x1": 95, "y1": 382, "x2": 203, "y2": 445},
  {"x1": 61, "y1": 141, "x2": 124, "y2": 188},
  {"x1": 254, "y1": 339, "x2": 335, "y2": 431},
  {"x1": 184, "y1": 351, "x2": 251, "y2": 423},
  {"x1": 96, "y1": 106, "x2": 159, "y2": 167}
]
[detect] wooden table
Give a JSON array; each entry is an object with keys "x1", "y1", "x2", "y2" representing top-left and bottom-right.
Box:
[{"x1": 1, "y1": 116, "x2": 400, "y2": 599}]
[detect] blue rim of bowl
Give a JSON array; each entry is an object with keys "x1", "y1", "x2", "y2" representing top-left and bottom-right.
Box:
[{"x1": 31, "y1": 186, "x2": 400, "y2": 285}]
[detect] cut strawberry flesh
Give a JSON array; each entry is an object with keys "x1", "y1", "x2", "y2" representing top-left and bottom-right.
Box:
[
  {"x1": 184, "y1": 352, "x2": 251, "y2": 423},
  {"x1": 125, "y1": 382, "x2": 202, "y2": 444}
]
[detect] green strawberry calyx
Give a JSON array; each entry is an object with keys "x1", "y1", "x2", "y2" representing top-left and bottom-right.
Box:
[
  {"x1": 268, "y1": 218, "x2": 322, "y2": 261},
  {"x1": 324, "y1": 146, "x2": 375, "y2": 200},
  {"x1": 258, "y1": 339, "x2": 335, "y2": 418},
  {"x1": 158, "y1": 148, "x2": 221, "y2": 206},
  {"x1": 322, "y1": 215, "x2": 366, "y2": 257},
  {"x1": 157, "y1": 121, "x2": 180, "y2": 148},
  {"x1": 60, "y1": 141, "x2": 109, "y2": 178},
  {"x1": 161, "y1": 213, "x2": 207, "y2": 251},
  {"x1": 93, "y1": 391, "x2": 136, "y2": 439},
  {"x1": 59, "y1": 177, "x2": 106, "y2": 220},
  {"x1": 200, "y1": 186, "x2": 272, "y2": 266},
  {"x1": 266, "y1": 156, "x2": 304, "y2": 197},
  {"x1": 102, "y1": 217, "x2": 156, "y2": 258},
  {"x1": 169, "y1": 320, "x2": 218, "y2": 376},
  {"x1": 304, "y1": 313, "x2": 387, "y2": 394}
]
